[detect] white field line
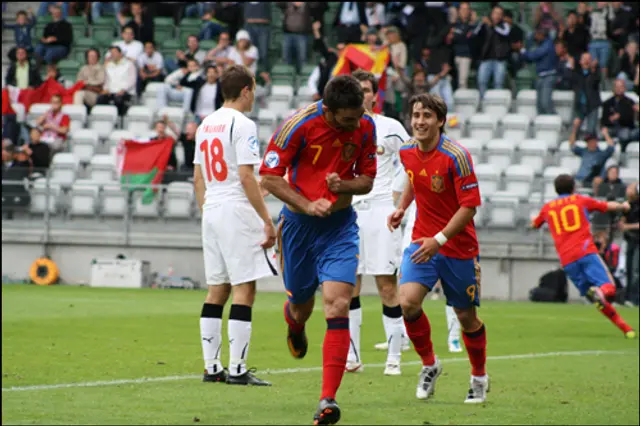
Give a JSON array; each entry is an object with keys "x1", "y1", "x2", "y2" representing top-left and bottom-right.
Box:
[{"x1": 2, "y1": 349, "x2": 635, "y2": 393}]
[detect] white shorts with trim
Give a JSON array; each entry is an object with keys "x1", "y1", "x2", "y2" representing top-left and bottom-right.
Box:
[
  {"x1": 201, "y1": 201, "x2": 278, "y2": 286},
  {"x1": 402, "y1": 204, "x2": 417, "y2": 250},
  {"x1": 355, "y1": 200, "x2": 402, "y2": 276}
]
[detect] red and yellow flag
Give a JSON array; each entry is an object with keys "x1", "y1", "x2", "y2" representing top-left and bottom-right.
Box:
[{"x1": 332, "y1": 44, "x2": 390, "y2": 114}]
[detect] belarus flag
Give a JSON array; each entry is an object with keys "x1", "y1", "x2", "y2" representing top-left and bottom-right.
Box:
[
  {"x1": 332, "y1": 44, "x2": 391, "y2": 114},
  {"x1": 116, "y1": 137, "x2": 174, "y2": 204}
]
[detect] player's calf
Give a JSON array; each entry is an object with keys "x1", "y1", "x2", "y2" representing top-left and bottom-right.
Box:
[
  {"x1": 456, "y1": 307, "x2": 489, "y2": 402},
  {"x1": 586, "y1": 285, "x2": 636, "y2": 337},
  {"x1": 200, "y1": 286, "x2": 230, "y2": 382}
]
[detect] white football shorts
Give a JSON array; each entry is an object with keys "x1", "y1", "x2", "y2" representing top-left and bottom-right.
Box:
[{"x1": 355, "y1": 200, "x2": 402, "y2": 276}]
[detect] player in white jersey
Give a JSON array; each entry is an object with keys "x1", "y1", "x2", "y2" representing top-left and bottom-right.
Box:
[
  {"x1": 193, "y1": 65, "x2": 277, "y2": 386},
  {"x1": 344, "y1": 70, "x2": 410, "y2": 376},
  {"x1": 392, "y1": 170, "x2": 463, "y2": 353}
]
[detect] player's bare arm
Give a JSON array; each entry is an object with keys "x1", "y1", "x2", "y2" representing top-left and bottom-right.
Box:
[
  {"x1": 411, "y1": 206, "x2": 476, "y2": 264},
  {"x1": 239, "y1": 165, "x2": 276, "y2": 249},
  {"x1": 606, "y1": 200, "x2": 631, "y2": 213},
  {"x1": 388, "y1": 178, "x2": 414, "y2": 232},
  {"x1": 260, "y1": 175, "x2": 332, "y2": 217},
  {"x1": 193, "y1": 166, "x2": 206, "y2": 212},
  {"x1": 326, "y1": 172, "x2": 374, "y2": 195}
]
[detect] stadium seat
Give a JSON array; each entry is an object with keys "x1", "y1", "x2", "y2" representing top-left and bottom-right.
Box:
[
  {"x1": 258, "y1": 109, "x2": 277, "y2": 131},
  {"x1": 485, "y1": 139, "x2": 515, "y2": 172},
  {"x1": 89, "y1": 121, "x2": 115, "y2": 142},
  {"x1": 515, "y1": 90, "x2": 537, "y2": 122},
  {"x1": 533, "y1": 115, "x2": 562, "y2": 146},
  {"x1": 501, "y1": 114, "x2": 530, "y2": 143},
  {"x1": 90, "y1": 105, "x2": 118, "y2": 124},
  {"x1": 473, "y1": 206, "x2": 486, "y2": 227},
  {"x1": 487, "y1": 192, "x2": 520, "y2": 228},
  {"x1": 551, "y1": 91, "x2": 575, "y2": 125},
  {"x1": 199, "y1": 40, "x2": 217, "y2": 51},
  {"x1": 69, "y1": 179, "x2": 100, "y2": 216},
  {"x1": 11, "y1": 103, "x2": 25, "y2": 123},
  {"x1": 26, "y1": 103, "x2": 52, "y2": 126},
  {"x1": 271, "y1": 85, "x2": 295, "y2": 103},
  {"x1": 164, "y1": 182, "x2": 194, "y2": 218},
  {"x1": 100, "y1": 182, "x2": 128, "y2": 217},
  {"x1": 542, "y1": 166, "x2": 571, "y2": 198},
  {"x1": 482, "y1": 89, "x2": 512, "y2": 117},
  {"x1": 559, "y1": 156, "x2": 581, "y2": 175},
  {"x1": 50, "y1": 153, "x2": 79, "y2": 186},
  {"x1": 266, "y1": 99, "x2": 293, "y2": 120},
  {"x1": 445, "y1": 114, "x2": 466, "y2": 141},
  {"x1": 89, "y1": 155, "x2": 116, "y2": 182},
  {"x1": 474, "y1": 163, "x2": 501, "y2": 198},
  {"x1": 518, "y1": 139, "x2": 548, "y2": 174},
  {"x1": 29, "y1": 177, "x2": 60, "y2": 215},
  {"x1": 70, "y1": 129, "x2": 100, "y2": 163},
  {"x1": 453, "y1": 88, "x2": 480, "y2": 118},
  {"x1": 132, "y1": 191, "x2": 162, "y2": 218},
  {"x1": 295, "y1": 86, "x2": 316, "y2": 109},
  {"x1": 468, "y1": 114, "x2": 497, "y2": 143},
  {"x1": 107, "y1": 130, "x2": 135, "y2": 149},
  {"x1": 155, "y1": 106, "x2": 185, "y2": 129},
  {"x1": 625, "y1": 142, "x2": 639, "y2": 161},
  {"x1": 504, "y1": 164, "x2": 535, "y2": 200},
  {"x1": 124, "y1": 105, "x2": 153, "y2": 129},
  {"x1": 620, "y1": 167, "x2": 639, "y2": 181}
]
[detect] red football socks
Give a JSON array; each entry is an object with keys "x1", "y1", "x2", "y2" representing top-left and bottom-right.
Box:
[
  {"x1": 404, "y1": 310, "x2": 436, "y2": 366},
  {"x1": 321, "y1": 317, "x2": 349, "y2": 401},
  {"x1": 462, "y1": 323, "x2": 487, "y2": 376},
  {"x1": 595, "y1": 287, "x2": 633, "y2": 334},
  {"x1": 600, "y1": 283, "x2": 616, "y2": 302},
  {"x1": 283, "y1": 301, "x2": 304, "y2": 334}
]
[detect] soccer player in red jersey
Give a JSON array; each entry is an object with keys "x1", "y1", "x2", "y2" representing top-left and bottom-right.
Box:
[
  {"x1": 259, "y1": 75, "x2": 377, "y2": 425},
  {"x1": 388, "y1": 93, "x2": 489, "y2": 404},
  {"x1": 531, "y1": 174, "x2": 636, "y2": 338}
]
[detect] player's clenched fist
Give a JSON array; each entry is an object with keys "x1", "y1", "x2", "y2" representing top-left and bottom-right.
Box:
[
  {"x1": 306, "y1": 198, "x2": 332, "y2": 217},
  {"x1": 326, "y1": 172, "x2": 342, "y2": 193},
  {"x1": 410, "y1": 237, "x2": 440, "y2": 264},
  {"x1": 261, "y1": 222, "x2": 277, "y2": 249},
  {"x1": 387, "y1": 208, "x2": 405, "y2": 232}
]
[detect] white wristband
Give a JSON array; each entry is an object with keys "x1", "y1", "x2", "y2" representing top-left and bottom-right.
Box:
[{"x1": 434, "y1": 232, "x2": 448, "y2": 247}]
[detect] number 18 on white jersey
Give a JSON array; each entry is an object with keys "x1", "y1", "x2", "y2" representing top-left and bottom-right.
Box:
[{"x1": 193, "y1": 107, "x2": 262, "y2": 208}]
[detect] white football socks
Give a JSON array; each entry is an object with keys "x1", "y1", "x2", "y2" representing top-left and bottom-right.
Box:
[
  {"x1": 228, "y1": 305, "x2": 252, "y2": 377},
  {"x1": 446, "y1": 304, "x2": 461, "y2": 343},
  {"x1": 200, "y1": 314, "x2": 223, "y2": 375},
  {"x1": 348, "y1": 297, "x2": 363, "y2": 364},
  {"x1": 382, "y1": 305, "x2": 403, "y2": 363}
]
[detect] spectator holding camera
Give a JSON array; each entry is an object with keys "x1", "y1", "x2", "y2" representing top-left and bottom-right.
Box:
[
  {"x1": 473, "y1": 5, "x2": 512, "y2": 99},
  {"x1": 569, "y1": 117, "x2": 614, "y2": 191},
  {"x1": 35, "y1": 94, "x2": 70, "y2": 155},
  {"x1": 600, "y1": 78, "x2": 640, "y2": 153}
]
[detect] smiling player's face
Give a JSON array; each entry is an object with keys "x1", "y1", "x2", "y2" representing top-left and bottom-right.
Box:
[
  {"x1": 330, "y1": 107, "x2": 364, "y2": 132},
  {"x1": 411, "y1": 102, "x2": 443, "y2": 143}
]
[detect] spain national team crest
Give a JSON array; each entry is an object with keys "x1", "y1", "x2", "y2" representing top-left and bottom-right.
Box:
[
  {"x1": 341, "y1": 142, "x2": 357, "y2": 161},
  {"x1": 431, "y1": 172, "x2": 445, "y2": 193}
]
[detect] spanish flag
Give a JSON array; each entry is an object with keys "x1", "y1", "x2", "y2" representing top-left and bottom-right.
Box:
[{"x1": 332, "y1": 44, "x2": 390, "y2": 114}]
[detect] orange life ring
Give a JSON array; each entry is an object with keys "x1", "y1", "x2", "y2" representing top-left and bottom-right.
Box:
[{"x1": 29, "y1": 258, "x2": 59, "y2": 286}]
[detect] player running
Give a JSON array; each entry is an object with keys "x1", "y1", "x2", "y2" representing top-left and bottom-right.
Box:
[
  {"x1": 393, "y1": 171, "x2": 464, "y2": 353},
  {"x1": 531, "y1": 174, "x2": 636, "y2": 338},
  {"x1": 194, "y1": 65, "x2": 277, "y2": 387},
  {"x1": 345, "y1": 69, "x2": 410, "y2": 376},
  {"x1": 259, "y1": 75, "x2": 377, "y2": 425},
  {"x1": 388, "y1": 93, "x2": 489, "y2": 404}
]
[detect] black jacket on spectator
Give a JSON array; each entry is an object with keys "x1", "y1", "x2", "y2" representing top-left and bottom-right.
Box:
[
  {"x1": 214, "y1": 3, "x2": 243, "y2": 39},
  {"x1": 572, "y1": 66, "x2": 602, "y2": 114},
  {"x1": 43, "y1": 20, "x2": 73, "y2": 49},
  {"x1": 312, "y1": 37, "x2": 339, "y2": 97},
  {"x1": 453, "y1": 19, "x2": 475, "y2": 58},
  {"x1": 332, "y1": 2, "x2": 367, "y2": 27},
  {"x1": 610, "y1": 4, "x2": 633, "y2": 49},
  {"x1": 618, "y1": 52, "x2": 639, "y2": 82},
  {"x1": 189, "y1": 79, "x2": 224, "y2": 115},
  {"x1": 125, "y1": 14, "x2": 154, "y2": 44},
  {"x1": 596, "y1": 178, "x2": 627, "y2": 199},
  {"x1": 562, "y1": 25, "x2": 590, "y2": 60},
  {"x1": 29, "y1": 143, "x2": 51, "y2": 170},
  {"x1": 601, "y1": 94, "x2": 638, "y2": 128},
  {"x1": 555, "y1": 58, "x2": 574, "y2": 90},
  {"x1": 475, "y1": 21, "x2": 512, "y2": 61},
  {"x1": 179, "y1": 73, "x2": 207, "y2": 113},
  {"x1": 178, "y1": 132, "x2": 196, "y2": 171},
  {"x1": 425, "y1": 26, "x2": 454, "y2": 76},
  {"x1": 5, "y1": 61, "x2": 42, "y2": 88}
]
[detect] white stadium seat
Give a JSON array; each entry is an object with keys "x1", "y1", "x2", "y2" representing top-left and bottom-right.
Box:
[
  {"x1": 89, "y1": 105, "x2": 118, "y2": 126},
  {"x1": 515, "y1": 90, "x2": 537, "y2": 122},
  {"x1": 620, "y1": 168, "x2": 639, "y2": 181},
  {"x1": 474, "y1": 163, "x2": 501, "y2": 198},
  {"x1": 482, "y1": 89, "x2": 512, "y2": 117},
  {"x1": 257, "y1": 109, "x2": 277, "y2": 131},
  {"x1": 89, "y1": 155, "x2": 116, "y2": 182},
  {"x1": 453, "y1": 88, "x2": 480, "y2": 118},
  {"x1": 89, "y1": 120, "x2": 115, "y2": 141},
  {"x1": 50, "y1": 153, "x2": 79, "y2": 186},
  {"x1": 487, "y1": 192, "x2": 520, "y2": 228},
  {"x1": 62, "y1": 104, "x2": 87, "y2": 127},
  {"x1": 11, "y1": 103, "x2": 25, "y2": 122},
  {"x1": 551, "y1": 91, "x2": 574, "y2": 125},
  {"x1": 542, "y1": 166, "x2": 571, "y2": 198},
  {"x1": 101, "y1": 182, "x2": 128, "y2": 217},
  {"x1": 156, "y1": 106, "x2": 185, "y2": 129},
  {"x1": 165, "y1": 182, "x2": 194, "y2": 218},
  {"x1": 501, "y1": 114, "x2": 530, "y2": 143},
  {"x1": 504, "y1": 164, "x2": 535, "y2": 200},
  {"x1": 626, "y1": 142, "x2": 639, "y2": 160},
  {"x1": 132, "y1": 191, "x2": 161, "y2": 218},
  {"x1": 518, "y1": 139, "x2": 548, "y2": 174},
  {"x1": 559, "y1": 156, "x2": 582, "y2": 175},
  {"x1": 30, "y1": 178, "x2": 61, "y2": 215},
  {"x1": 533, "y1": 115, "x2": 562, "y2": 146},
  {"x1": 485, "y1": 139, "x2": 515, "y2": 172},
  {"x1": 458, "y1": 138, "x2": 484, "y2": 161},
  {"x1": 69, "y1": 179, "x2": 100, "y2": 216},
  {"x1": 107, "y1": 130, "x2": 135, "y2": 149},
  {"x1": 468, "y1": 114, "x2": 497, "y2": 143},
  {"x1": 124, "y1": 105, "x2": 153, "y2": 129}
]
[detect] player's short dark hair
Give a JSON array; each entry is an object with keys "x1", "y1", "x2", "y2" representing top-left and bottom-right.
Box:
[
  {"x1": 110, "y1": 45, "x2": 122, "y2": 54},
  {"x1": 554, "y1": 174, "x2": 576, "y2": 195},
  {"x1": 408, "y1": 93, "x2": 448, "y2": 132},
  {"x1": 219, "y1": 64, "x2": 255, "y2": 101},
  {"x1": 323, "y1": 75, "x2": 365, "y2": 112},
  {"x1": 352, "y1": 69, "x2": 378, "y2": 94},
  {"x1": 85, "y1": 47, "x2": 100, "y2": 62},
  {"x1": 16, "y1": 10, "x2": 27, "y2": 17}
]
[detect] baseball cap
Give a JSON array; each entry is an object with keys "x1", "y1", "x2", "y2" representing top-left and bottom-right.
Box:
[{"x1": 235, "y1": 30, "x2": 251, "y2": 42}]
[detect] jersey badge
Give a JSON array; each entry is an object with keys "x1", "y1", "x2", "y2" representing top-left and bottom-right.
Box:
[
  {"x1": 341, "y1": 142, "x2": 357, "y2": 162},
  {"x1": 248, "y1": 135, "x2": 259, "y2": 156},
  {"x1": 376, "y1": 145, "x2": 385, "y2": 155},
  {"x1": 419, "y1": 169, "x2": 427, "y2": 177},
  {"x1": 431, "y1": 171, "x2": 445, "y2": 193},
  {"x1": 264, "y1": 151, "x2": 280, "y2": 168}
]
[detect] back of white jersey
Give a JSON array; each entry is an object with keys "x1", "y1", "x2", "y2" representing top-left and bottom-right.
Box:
[
  {"x1": 193, "y1": 107, "x2": 261, "y2": 207},
  {"x1": 353, "y1": 114, "x2": 411, "y2": 204}
]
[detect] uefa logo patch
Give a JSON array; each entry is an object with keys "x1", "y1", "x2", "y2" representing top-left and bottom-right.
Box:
[
  {"x1": 248, "y1": 136, "x2": 259, "y2": 156},
  {"x1": 264, "y1": 151, "x2": 280, "y2": 168}
]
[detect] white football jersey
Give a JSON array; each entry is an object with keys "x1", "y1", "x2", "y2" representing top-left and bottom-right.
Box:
[
  {"x1": 193, "y1": 107, "x2": 261, "y2": 207},
  {"x1": 353, "y1": 114, "x2": 411, "y2": 204}
]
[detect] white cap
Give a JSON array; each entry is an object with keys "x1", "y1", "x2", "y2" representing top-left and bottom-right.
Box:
[{"x1": 235, "y1": 30, "x2": 251, "y2": 42}]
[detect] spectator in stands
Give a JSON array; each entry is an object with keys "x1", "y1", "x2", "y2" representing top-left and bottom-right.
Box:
[
  {"x1": 616, "y1": 41, "x2": 639, "y2": 91},
  {"x1": 208, "y1": 2, "x2": 243, "y2": 40},
  {"x1": 620, "y1": 182, "x2": 640, "y2": 306},
  {"x1": 185, "y1": 2, "x2": 214, "y2": 19},
  {"x1": 572, "y1": 52, "x2": 602, "y2": 136},
  {"x1": 424, "y1": 27, "x2": 455, "y2": 111},
  {"x1": 452, "y1": 2, "x2": 476, "y2": 90},
  {"x1": 166, "y1": 35, "x2": 207, "y2": 74},
  {"x1": 533, "y1": 2, "x2": 561, "y2": 41},
  {"x1": 586, "y1": 2, "x2": 614, "y2": 82},
  {"x1": 2, "y1": 8, "x2": 37, "y2": 59},
  {"x1": 594, "y1": 231, "x2": 622, "y2": 293},
  {"x1": 474, "y1": 5, "x2": 512, "y2": 99},
  {"x1": 333, "y1": 2, "x2": 368, "y2": 44},
  {"x1": 118, "y1": 2, "x2": 154, "y2": 45},
  {"x1": 311, "y1": 22, "x2": 344, "y2": 100},
  {"x1": 73, "y1": 48, "x2": 105, "y2": 112},
  {"x1": 199, "y1": 10, "x2": 229, "y2": 41},
  {"x1": 107, "y1": 25, "x2": 144, "y2": 63},
  {"x1": 2, "y1": 143, "x2": 32, "y2": 177},
  {"x1": 23, "y1": 128, "x2": 51, "y2": 171},
  {"x1": 164, "y1": 118, "x2": 197, "y2": 176},
  {"x1": 151, "y1": 119, "x2": 178, "y2": 174},
  {"x1": 136, "y1": 41, "x2": 165, "y2": 96},
  {"x1": 555, "y1": 40, "x2": 575, "y2": 90},
  {"x1": 596, "y1": 164, "x2": 627, "y2": 199},
  {"x1": 34, "y1": 4, "x2": 73, "y2": 66},
  {"x1": 243, "y1": 2, "x2": 272, "y2": 72},
  {"x1": 575, "y1": 2, "x2": 592, "y2": 27},
  {"x1": 601, "y1": 79, "x2": 640, "y2": 153},
  {"x1": 503, "y1": 10, "x2": 524, "y2": 89},
  {"x1": 366, "y1": 2, "x2": 386, "y2": 31},
  {"x1": 278, "y1": 2, "x2": 313, "y2": 74},
  {"x1": 204, "y1": 31, "x2": 234, "y2": 68},
  {"x1": 178, "y1": 59, "x2": 206, "y2": 115},
  {"x1": 193, "y1": 65, "x2": 223, "y2": 123},
  {"x1": 35, "y1": 94, "x2": 70, "y2": 155},
  {"x1": 386, "y1": 26, "x2": 408, "y2": 73},
  {"x1": 97, "y1": 46, "x2": 136, "y2": 117},
  {"x1": 37, "y1": 2, "x2": 69, "y2": 18},
  {"x1": 569, "y1": 118, "x2": 615, "y2": 190},
  {"x1": 156, "y1": 59, "x2": 199, "y2": 114},
  {"x1": 609, "y1": 2, "x2": 633, "y2": 60},
  {"x1": 5, "y1": 47, "x2": 42, "y2": 90},
  {"x1": 228, "y1": 30, "x2": 259, "y2": 76},
  {"x1": 45, "y1": 63, "x2": 64, "y2": 84},
  {"x1": 91, "y1": 2, "x2": 122, "y2": 27},
  {"x1": 398, "y1": 67, "x2": 429, "y2": 129},
  {"x1": 559, "y1": 10, "x2": 590, "y2": 63},
  {"x1": 520, "y1": 28, "x2": 557, "y2": 115}
]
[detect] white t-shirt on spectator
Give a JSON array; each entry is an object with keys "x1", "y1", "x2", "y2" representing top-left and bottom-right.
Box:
[
  {"x1": 107, "y1": 40, "x2": 144, "y2": 62},
  {"x1": 228, "y1": 46, "x2": 259, "y2": 76},
  {"x1": 105, "y1": 59, "x2": 137, "y2": 95},
  {"x1": 196, "y1": 82, "x2": 219, "y2": 118},
  {"x1": 137, "y1": 51, "x2": 164, "y2": 72}
]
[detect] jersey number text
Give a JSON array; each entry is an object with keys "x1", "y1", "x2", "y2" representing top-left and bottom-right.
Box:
[
  {"x1": 199, "y1": 138, "x2": 228, "y2": 182},
  {"x1": 548, "y1": 204, "x2": 581, "y2": 234}
]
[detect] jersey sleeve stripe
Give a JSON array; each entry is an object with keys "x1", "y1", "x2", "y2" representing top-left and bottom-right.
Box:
[
  {"x1": 274, "y1": 104, "x2": 319, "y2": 149},
  {"x1": 442, "y1": 141, "x2": 472, "y2": 177},
  {"x1": 399, "y1": 138, "x2": 418, "y2": 151}
]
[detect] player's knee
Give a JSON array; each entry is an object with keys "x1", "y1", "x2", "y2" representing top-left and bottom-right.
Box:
[
  {"x1": 376, "y1": 277, "x2": 398, "y2": 305},
  {"x1": 324, "y1": 296, "x2": 351, "y2": 319},
  {"x1": 231, "y1": 281, "x2": 257, "y2": 307},
  {"x1": 205, "y1": 284, "x2": 231, "y2": 304},
  {"x1": 454, "y1": 307, "x2": 481, "y2": 331},
  {"x1": 400, "y1": 300, "x2": 422, "y2": 320}
]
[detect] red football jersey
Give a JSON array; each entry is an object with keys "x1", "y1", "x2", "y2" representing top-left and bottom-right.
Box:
[
  {"x1": 259, "y1": 101, "x2": 377, "y2": 203},
  {"x1": 532, "y1": 194, "x2": 608, "y2": 266},
  {"x1": 399, "y1": 135, "x2": 482, "y2": 259}
]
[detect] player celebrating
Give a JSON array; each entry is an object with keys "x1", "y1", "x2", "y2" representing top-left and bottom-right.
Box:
[
  {"x1": 388, "y1": 93, "x2": 489, "y2": 404},
  {"x1": 531, "y1": 174, "x2": 636, "y2": 338},
  {"x1": 194, "y1": 65, "x2": 277, "y2": 387},
  {"x1": 260, "y1": 75, "x2": 377, "y2": 425},
  {"x1": 346, "y1": 69, "x2": 410, "y2": 376},
  {"x1": 393, "y1": 171, "x2": 464, "y2": 353}
]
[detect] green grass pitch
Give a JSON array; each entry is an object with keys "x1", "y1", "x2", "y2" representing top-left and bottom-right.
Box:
[{"x1": 2, "y1": 284, "x2": 638, "y2": 425}]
